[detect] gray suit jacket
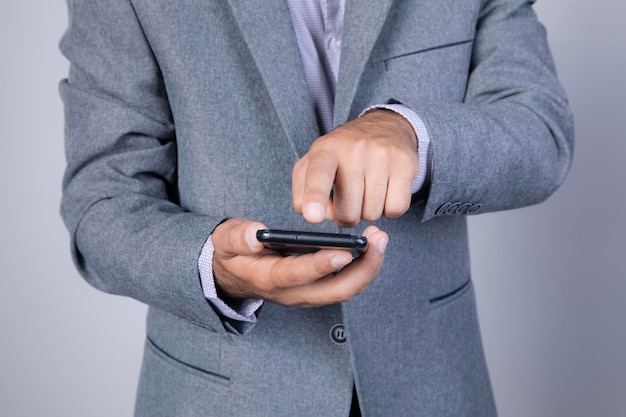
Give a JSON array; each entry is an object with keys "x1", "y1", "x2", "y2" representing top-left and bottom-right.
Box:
[{"x1": 60, "y1": 0, "x2": 574, "y2": 416}]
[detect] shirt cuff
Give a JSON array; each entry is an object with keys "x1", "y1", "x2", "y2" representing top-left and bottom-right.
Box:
[
  {"x1": 198, "y1": 235, "x2": 263, "y2": 323},
  {"x1": 360, "y1": 104, "x2": 432, "y2": 194}
]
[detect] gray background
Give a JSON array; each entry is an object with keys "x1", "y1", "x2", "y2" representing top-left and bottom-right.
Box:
[{"x1": 1, "y1": 0, "x2": 624, "y2": 416}]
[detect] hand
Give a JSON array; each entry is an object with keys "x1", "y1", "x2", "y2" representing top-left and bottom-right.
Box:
[
  {"x1": 211, "y1": 218, "x2": 389, "y2": 307},
  {"x1": 292, "y1": 109, "x2": 419, "y2": 227}
]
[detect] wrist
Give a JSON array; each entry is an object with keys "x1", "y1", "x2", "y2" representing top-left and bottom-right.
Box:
[{"x1": 360, "y1": 108, "x2": 418, "y2": 149}]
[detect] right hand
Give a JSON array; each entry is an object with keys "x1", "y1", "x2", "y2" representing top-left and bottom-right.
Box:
[{"x1": 212, "y1": 218, "x2": 389, "y2": 308}]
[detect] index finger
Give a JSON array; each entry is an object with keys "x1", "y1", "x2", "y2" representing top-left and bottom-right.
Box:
[{"x1": 300, "y1": 150, "x2": 338, "y2": 224}]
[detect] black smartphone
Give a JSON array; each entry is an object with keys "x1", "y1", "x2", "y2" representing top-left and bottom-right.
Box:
[{"x1": 256, "y1": 229, "x2": 368, "y2": 255}]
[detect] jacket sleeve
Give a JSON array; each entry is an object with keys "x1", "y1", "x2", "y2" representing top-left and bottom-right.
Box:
[
  {"x1": 59, "y1": 0, "x2": 223, "y2": 330},
  {"x1": 411, "y1": 0, "x2": 574, "y2": 221}
]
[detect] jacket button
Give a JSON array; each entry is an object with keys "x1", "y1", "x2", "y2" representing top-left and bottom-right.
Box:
[
  {"x1": 457, "y1": 203, "x2": 473, "y2": 214},
  {"x1": 468, "y1": 203, "x2": 483, "y2": 214},
  {"x1": 330, "y1": 324, "x2": 347, "y2": 345},
  {"x1": 435, "y1": 202, "x2": 451, "y2": 216},
  {"x1": 446, "y1": 202, "x2": 461, "y2": 215},
  {"x1": 436, "y1": 202, "x2": 483, "y2": 216}
]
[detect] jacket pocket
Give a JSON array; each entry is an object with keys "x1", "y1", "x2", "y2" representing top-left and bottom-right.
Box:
[
  {"x1": 379, "y1": 38, "x2": 474, "y2": 66},
  {"x1": 375, "y1": 36, "x2": 474, "y2": 105},
  {"x1": 146, "y1": 308, "x2": 231, "y2": 384},
  {"x1": 145, "y1": 336, "x2": 231, "y2": 385},
  {"x1": 429, "y1": 278, "x2": 473, "y2": 309}
]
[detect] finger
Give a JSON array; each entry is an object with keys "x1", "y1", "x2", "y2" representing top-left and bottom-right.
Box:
[
  {"x1": 383, "y1": 179, "x2": 413, "y2": 218},
  {"x1": 361, "y1": 166, "x2": 389, "y2": 222},
  {"x1": 212, "y1": 218, "x2": 267, "y2": 258},
  {"x1": 301, "y1": 149, "x2": 338, "y2": 224},
  {"x1": 384, "y1": 155, "x2": 419, "y2": 218},
  {"x1": 220, "y1": 247, "x2": 353, "y2": 301},
  {"x1": 333, "y1": 226, "x2": 387, "y2": 284},
  {"x1": 332, "y1": 167, "x2": 365, "y2": 227},
  {"x1": 293, "y1": 157, "x2": 335, "y2": 220},
  {"x1": 276, "y1": 227, "x2": 388, "y2": 307},
  {"x1": 263, "y1": 249, "x2": 354, "y2": 291},
  {"x1": 324, "y1": 197, "x2": 336, "y2": 222},
  {"x1": 292, "y1": 157, "x2": 307, "y2": 214},
  {"x1": 360, "y1": 226, "x2": 389, "y2": 260}
]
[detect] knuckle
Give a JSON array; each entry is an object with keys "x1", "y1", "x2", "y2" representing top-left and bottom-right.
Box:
[
  {"x1": 364, "y1": 260, "x2": 382, "y2": 277},
  {"x1": 308, "y1": 145, "x2": 335, "y2": 162},
  {"x1": 306, "y1": 162, "x2": 335, "y2": 181},
  {"x1": 272, "y1": 260, "x2": 312, "y2": 290},
  {"x1": 335, "y1": 216, "x2": 360, "y2": 228},
  {"x1": 254, "y1": 278, "x2": 275, "y2": 296},
  {"x1": 304, "y1": 188, "x2": 332, "y2": 206},
  {"x1": 362, "y1": 210, "x2": 382, "y2": 222},
  {"x1": 372, "y1": 143, "x2": 392, "y2": 159},
  {"x1": 312, "y1": 134, "x2": 333, "y2": 148},
  {"x1": 384, "y1": 184, "x2": 412, "y2": 217},
  {"x1": 313, "y1": 257, "x2": 332, "y2": 276},
  {"x1": 399, "y1": 148, "x2": 418, "y2": 165},
  {"x1": 348, "y1": 136, "x2": 369, "y2": 154},
  {"x1": 226, "y1": 225, "x2": 241, "y2": 250},
  {"x1": 385, "y1": 201, "x2": 410, "y2": 218},
  {"x1": 266, "y1": 265, "x2": 288, "y2": 290},
  {"x1": 285, "y1": 274, "x2": 307, "y2": 289},
  {"x1": 361, "y1": 200, "x2": 385, "y2": 222},
  {"x1": 389, "y1": 151, "x2": 417, "y2": 175}
]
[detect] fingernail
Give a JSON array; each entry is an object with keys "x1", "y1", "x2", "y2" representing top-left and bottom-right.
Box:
[
  {"x1": 331, "y1": 254, "x2": 352, "y2": 269},
  {"x1": 377, "y1": 237, "x2": 389, "y2": 254},
  {"x1": 246, "y1": 226, "x2": 258, "y2": 249},
  {"x1": 304, "y1": 202, "x2": 325, "y2": 221}
]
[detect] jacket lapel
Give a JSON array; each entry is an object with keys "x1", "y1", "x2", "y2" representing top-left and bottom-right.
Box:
[
  {"x1": 228, "y1": 0, "x2": 394, "y2": 154},
  {"x1": 227, "y1": 0, "x2": 320, "y2": 158},
  {"x1": 334, "y1": 0, "x2": 394, "y2": 126}
]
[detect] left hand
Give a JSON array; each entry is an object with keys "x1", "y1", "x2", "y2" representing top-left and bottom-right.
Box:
[
  {"x1": 211, "y1": 218, "x2": 389, "y2": 307},
  {"x1": 292, "y1": 109, "x2": 419, "y2": 227}
]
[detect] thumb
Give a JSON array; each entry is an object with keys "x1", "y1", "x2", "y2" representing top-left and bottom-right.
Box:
[{"x1": 212, "y1": 218, "x2": 266, "y2": 257}]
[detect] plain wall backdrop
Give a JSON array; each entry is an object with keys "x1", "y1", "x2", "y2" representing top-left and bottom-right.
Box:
[{"x1": 1, "y1": 1, "x2": 624, "y2": 416}]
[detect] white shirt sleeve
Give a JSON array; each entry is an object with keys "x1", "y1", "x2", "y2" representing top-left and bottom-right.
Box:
[{"x1": 198, "y1": 235, "x2": 263, "y2": 323}]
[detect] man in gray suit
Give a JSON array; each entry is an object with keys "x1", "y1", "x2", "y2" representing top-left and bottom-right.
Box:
[{"x1": 60, "y1": 0, "x2": 573, "y2": 416}]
